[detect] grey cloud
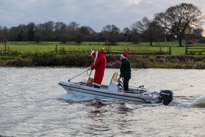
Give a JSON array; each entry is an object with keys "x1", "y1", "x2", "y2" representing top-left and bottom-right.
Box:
[{"x1": 0, "y1": 0, "x2": 204, "y2": 31}]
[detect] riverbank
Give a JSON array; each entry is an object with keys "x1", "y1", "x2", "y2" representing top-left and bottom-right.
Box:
[{"x1": 1, "y1": 53, "x2": 205, "y2": 69}]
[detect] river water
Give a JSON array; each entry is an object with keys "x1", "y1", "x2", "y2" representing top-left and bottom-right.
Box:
[{"x1": 0, "y1": 67, "x2": 205, "y2": 137}]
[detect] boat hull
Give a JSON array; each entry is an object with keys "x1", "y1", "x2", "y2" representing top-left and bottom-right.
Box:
[{"x1": 59, "y1": 81, "x2": 160, "y2": 103}]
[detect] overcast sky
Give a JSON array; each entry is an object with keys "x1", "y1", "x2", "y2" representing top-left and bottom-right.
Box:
[{"x1": 0, "y1": 0, "x2": 205, "y2": 32}]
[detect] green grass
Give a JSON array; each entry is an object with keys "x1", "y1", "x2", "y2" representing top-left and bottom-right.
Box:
[
  {"x1": 2, "y1": 41, "x2": 205, "y2": 68},
  {"x1": 1, "y1": 41, "x2": 168, "y2": 53},
  {"x1": 1, "y1": 41, "x2": 205, "y2": 56},
  {"x1": 171, "y1": 47, "x2": 186, "y2": 55}
]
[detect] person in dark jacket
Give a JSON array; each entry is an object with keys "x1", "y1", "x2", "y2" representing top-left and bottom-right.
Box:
[{"x1": 119, "y1": 53, "x2": 131, "y2": 91}]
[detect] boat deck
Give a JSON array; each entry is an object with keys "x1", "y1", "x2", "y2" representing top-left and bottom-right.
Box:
[
  {"x1": 77, "y1": 81, "x2": 109, "y2": 89},
  {"x1": 76, "y1": 82, "x2": 146, "y2": 94}
]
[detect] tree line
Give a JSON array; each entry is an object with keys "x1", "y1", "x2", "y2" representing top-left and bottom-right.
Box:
[{"x1": 0, "y1": 3, "x2": 204, "y2": 46}]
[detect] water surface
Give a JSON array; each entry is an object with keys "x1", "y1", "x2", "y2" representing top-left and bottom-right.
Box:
[{"x1": 1, "y1": 67, "x2": 205, "y2": 137}]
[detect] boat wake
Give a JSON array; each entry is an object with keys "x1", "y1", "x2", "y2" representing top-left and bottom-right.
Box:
[
  {"x1": 168, "y1": 95, "x2": 205, "y2": 108},
  {"x1": 60, "y1": 93, "x2": 94, "y2": 102},
  {"x1": 190, "y1": 96, "x2": 205, "y2": 108},
  {"x1": 59, "y1": 92, "x2": 205, "y2": 109}
]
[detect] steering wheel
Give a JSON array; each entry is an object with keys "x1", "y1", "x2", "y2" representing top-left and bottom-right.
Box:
[
  {"x1": 118, "y1": 79, "x2": 123, "y2": 87},
  {"x1": 87, "y1": 69, "x2": 92, "y2": 76}
]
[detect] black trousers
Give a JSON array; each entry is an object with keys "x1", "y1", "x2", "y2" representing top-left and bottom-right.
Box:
[
  {"x1": 93, "y1": 84, "x2": 100, "y2": 88},
  {"x1": 123, "y1": 77, "x2": 130, "y2": 91}
]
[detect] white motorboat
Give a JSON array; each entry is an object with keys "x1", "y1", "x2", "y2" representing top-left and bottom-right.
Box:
[{"x1": 58, "y1": 73, "x2": 173, "y2": 105}]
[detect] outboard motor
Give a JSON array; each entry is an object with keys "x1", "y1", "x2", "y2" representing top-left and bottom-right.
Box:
[{"x1": 158, "y1": 90, "x2": 173, "y2": 105}]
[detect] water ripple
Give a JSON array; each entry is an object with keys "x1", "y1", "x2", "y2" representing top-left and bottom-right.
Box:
[{"x1": 1, "y1": 68, "x2": 205, "y2": 137}]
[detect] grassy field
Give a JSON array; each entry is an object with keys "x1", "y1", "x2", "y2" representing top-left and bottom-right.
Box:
[
  {"x1": 1, "y1": 41, "x2": 205, "y2": 56},
  {"x1": 0, "y1": 41, "x2": 174, "y2": 53},
  {"x1": 1, "y1": 41, "x2": 205, "y2": 68}
]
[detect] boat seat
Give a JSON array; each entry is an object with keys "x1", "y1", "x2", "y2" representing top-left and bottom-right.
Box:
[
  {"x1": 110, "y1": 72, "x2": 118, "y2": 85},
  {"x1": 108, "y1": 72, "x2": 119, "y2": 91}
]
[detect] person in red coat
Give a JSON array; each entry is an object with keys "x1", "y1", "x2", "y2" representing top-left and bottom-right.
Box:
[{"x1": 89, "y1": 48, "x2": 106, "y2": 88}]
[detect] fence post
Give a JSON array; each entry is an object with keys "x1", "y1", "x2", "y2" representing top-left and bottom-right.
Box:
[
  {"x1": 160, "y1": 45, "x2": 161, "y2": 53},
  {"x1": 185, "y1": 44, "x2": 187, "y2": 55},
  {"x1": 5, "y1": 42, "x2": 6, "y2": 54},
  {"x1": 55, "y1": 44, "x2": 57, "y2": 54},
  {"x1": 169, "y1": 45, "x2": 172, "y2": 55},
  {"x1": 1, "y1": 42, "x2": 2, "y2": 54}
]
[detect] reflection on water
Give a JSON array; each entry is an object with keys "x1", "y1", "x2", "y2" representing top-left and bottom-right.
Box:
[
  {"x1": 1, "y1": 67, "x2": 205, "y2": 137},
  {"x1": 84, "y1": 100, "x2": 136, "y2": 136},
  {"x1": 86, "y1": 100, "x2": 110, "y2": 136}
]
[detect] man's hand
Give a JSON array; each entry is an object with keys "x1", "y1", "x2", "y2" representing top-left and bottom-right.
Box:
[
  {"x1": 118, "y1": 77, "x2": 124, "y2": 81},
  {"x1": 89, "y1": 47, "x2": 92, "y2": 52}
]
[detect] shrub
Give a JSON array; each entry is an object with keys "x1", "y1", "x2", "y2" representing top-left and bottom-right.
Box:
[
  {"x1": 0, "y1": 57, "x2": 6, "y2": 66},
  {"x1": 106, "y1": 55, "x2": 117, "y2": 63},
  {"x1": 6, "y1": 57, "x2": 33, "y2": 67},
  {"x1": 31, "y1": 53, "x2": 60, "y2": 66}
]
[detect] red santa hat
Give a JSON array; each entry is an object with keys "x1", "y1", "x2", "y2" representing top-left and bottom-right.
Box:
[
  {"x1": 91, "y1": 50, "x2": 96, "y2": 56},
  {"x1": 91, "y1": 48, "x2": 104, "y2": 58},
  {"x1": 121, "y1": 53, "x2": 128, "y2": 59}
]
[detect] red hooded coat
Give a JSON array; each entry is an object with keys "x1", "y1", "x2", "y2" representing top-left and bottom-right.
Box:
[{"x1": 90, "y1": 49, "x2": 106, "y2": 86}]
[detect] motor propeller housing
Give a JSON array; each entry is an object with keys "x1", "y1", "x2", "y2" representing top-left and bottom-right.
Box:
[{"x1": 158, "y1": 90, "x2": 173, "y2": 105}]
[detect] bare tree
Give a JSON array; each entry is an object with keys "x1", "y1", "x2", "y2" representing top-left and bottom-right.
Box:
[
  {"x1": 54, "y1": 22, "x2": 68, "y2": 43},
  {"x1": 155, "y1": 3, "x2": 204, "y2": 46},
  {"x1": 132, "y1": 17, "x2": 163, "y2": 46},
  {"x1": 121, "y1": 27, "x2": 131, "y2": 42},
  {"x1": 130, "y1": 29, "x2": 140, "y2": 44},
  {"x1": 0, "y1": 26, "x2": 9, "y2": 42},
  {"x1": 44, "y1": 21, "x2": 55, "y2": 41},
  {"x1": 68, "y1": 21, "x2": 80, "y2": 41},
  {"x1": 27, "y1": 23, "x2": 35, "y2": 41},
  {"x1": 102, "y1": 25, "x2": 120, "y2": 45},
  {"x1": 78, "y1": 26, "x2": 95, "y2": 41},
  {"x1": 36, "y1": 21, "x2": 55, "y2": 41}
]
